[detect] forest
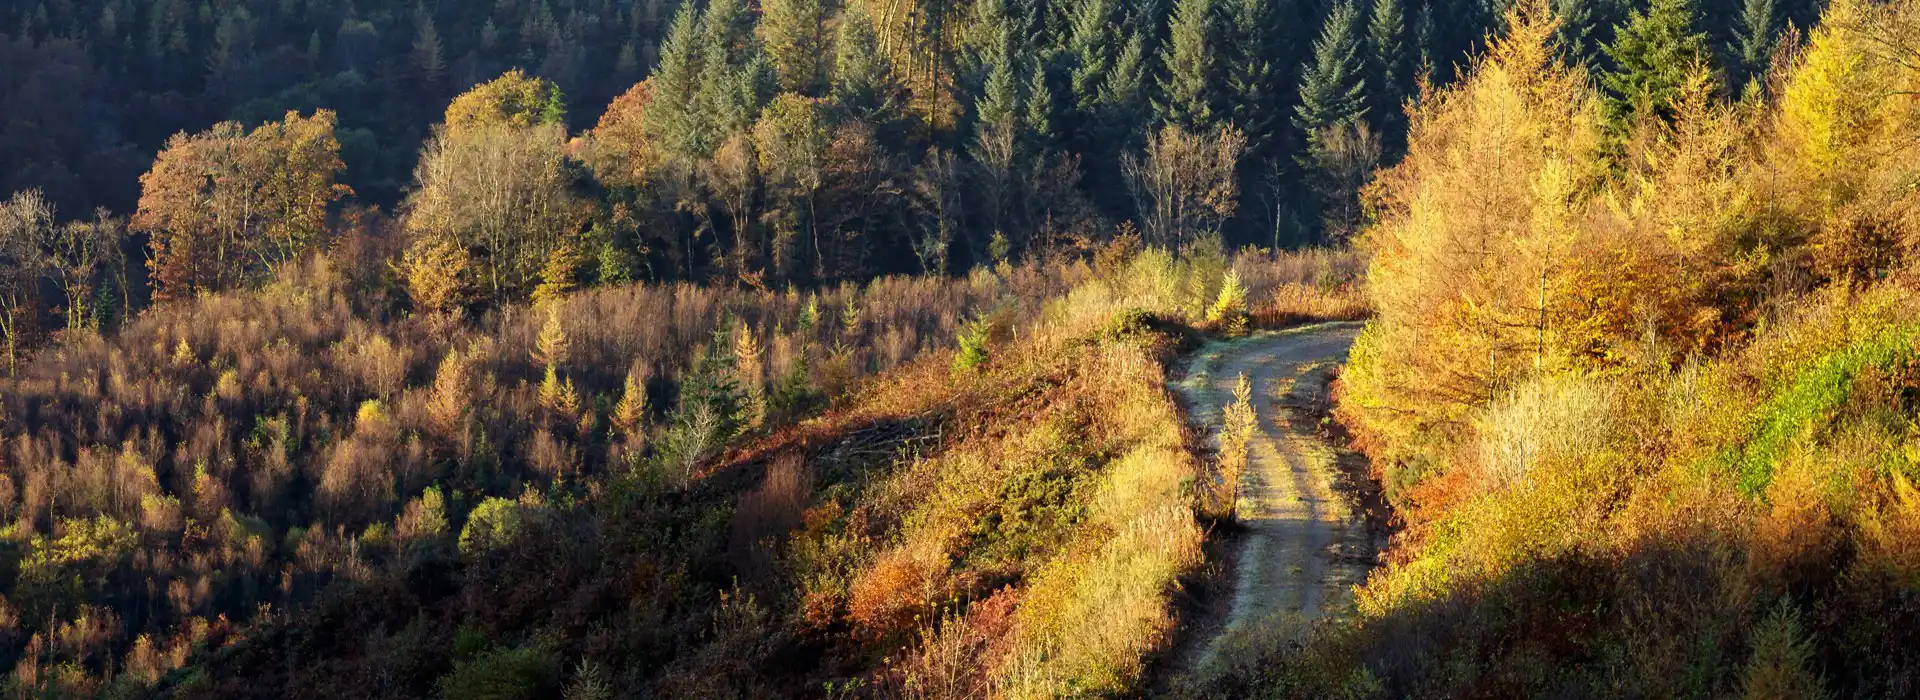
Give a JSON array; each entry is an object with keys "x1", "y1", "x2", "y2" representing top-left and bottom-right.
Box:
[{"x1": 2, "y1": 0, "x2": 1920, "y2": 695}]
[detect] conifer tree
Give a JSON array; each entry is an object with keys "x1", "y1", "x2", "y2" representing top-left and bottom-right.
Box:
[
  {"x1": 1295, "y1": 0, "x2": 1370, "y2": 155},
  {"x1": 1157, "y1": 0, "x2": 1222, "y2": 130},
  {"x1": 1225, "y1": 0, "x2": 1283, "y2": 156},
  {"x1": 1297, "y1": 1, "x2": 1369, "y2": 133},
  {"x1": 975, "y1": 49, "x2": 1022, "y2": 136},
  {"x1": 1552, "y1": 0, "x2": 1603, "y2": 67},
  {"x1": 1064, "y1": 0, "x2": 1119, "y2": 120},
  {"x1": 1600, "y1": 0, "x2": 1714, "y2": 136},
  {"x1": 1370, "y1": 0, "x2": 1412, "y2": 139},
  {"x1": 644, "y1": 5, "x2": 708, "y2": 164},
  {"x1": 1734, "y1": 0, "x2": 1777, "y2": 89},
  {"x1": 1415, "y1": 1, "x2": 1437, "y2": 74},
  {"x1": 1023, "y1": 63, "x2": 1056, "y2": 149},
  {"x1": 760, "y1": 0, "x2": 831, "y2": 95},
  {"x1": 832, "y1": 2, "x2": 902, "y2": 120},
  {"x1": 1101, "y1": 33, "x2": 1152, "y2": 139},
  {"x1": 694, "y1": 0, "x2": 775, "y2": 143}
]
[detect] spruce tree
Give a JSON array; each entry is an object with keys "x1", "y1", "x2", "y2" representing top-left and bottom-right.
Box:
[
  {"x1": 1065, "y1": 0, "x2": 1118, "y2": 119},
  {"x1": 1101, "y1": 32, "x2": 1152, "y2": 142},
  {"x1": 1225, "y1": 0, "x2": 1282, "y2": 156},
  {"x1": 1023, "y1": 63, "x2": 1056, "y2": 149},
  {"x1": 832, "y1": 2, "x2": 901, "y2": 120},
  {"x1": 1295, "y1": 0, "x2": 1369, "y2": 152},
  {"x1": 644, "y1": 5, "x2": 708, "y2": 164},
  {"x1": 1600, "y1": 0, "x2": 1713, "y2": 136},
  {"x1": 694, "y1": 0, "x2": 774, "y2": 145},
  {"x1": 1156, "y1": 0, "x2": 1221, "y2": 130},
  {"x1": 1552, "y1": 0, "x2": 1602, "y2": 67},
  {"x1": 976, "y1": 48, "x2": 1022, "y2": 134},
  {"x1": 1734, "y1": 0, "x2": 1777, "y2": 89},
  {"x1": 965, "y1": 0, "x2": 1019, "y2": 84},
  {"x1": 1369, "y1": 0, "x2": 1411, "y2": 139},
  {"x1": 760, "y1": 0, "x2": 831, "y2": 95},
  {"x1": 1415, "y1": 1, "x2": 1436, "y2": 75}
]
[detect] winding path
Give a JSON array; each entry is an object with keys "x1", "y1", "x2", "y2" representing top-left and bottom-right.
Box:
[{"x1": 1171, "y1": 321, "x2": 1375, "y2": 665}]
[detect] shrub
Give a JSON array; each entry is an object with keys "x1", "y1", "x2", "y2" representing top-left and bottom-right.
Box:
[
  {"x1": 435, "y1": 642, "x2": 561, "y2": 700},
  {"x1": 458, "y1": 497, "x2": 526, "y2": 556},
  {"x1": 953, "y1": 316, "x2": 993, "y2": 374}
]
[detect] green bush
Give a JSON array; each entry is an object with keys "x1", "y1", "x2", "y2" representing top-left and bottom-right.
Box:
[
  {"x1": 458, "y1": 497, "x2": 525, "y2": 556},
  {"x1": 435, "y1": 642, "x2": 560, "y2": 700},
  {"x1": 954, "y1": 317, "x2": 993, "y2": 374}
]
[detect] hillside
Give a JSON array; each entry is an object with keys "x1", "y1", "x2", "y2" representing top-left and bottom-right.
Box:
[
  {"x1": 7, "y1": 0, "x2": 1920, "y2": 694},
  {"x1": 1182, "y1": 0, "x2": 1920, "y2": 697}
]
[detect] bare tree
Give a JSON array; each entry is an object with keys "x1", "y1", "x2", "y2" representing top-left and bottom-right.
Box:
[
  {"x1": 909, "y1": 148, "x2": 964, "y2": 274},
  {"x1": 1122, "y1": 125, "x2": 1246, "y2": 250},
  {"x1": 1307, "y1": 121, "x2": 1382, "y2": 242},
  {"x1": 0, "y1": 191, "x2": 54, "y2": 374}
]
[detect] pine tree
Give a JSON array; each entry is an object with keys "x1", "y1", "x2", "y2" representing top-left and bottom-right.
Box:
[
  {"x1": 832, "y1": 2, "x2": 901, "y2": 120},
  {"x1": 1369, "y1": 0, "x2": 1412, "y2": 138},
  {"x1": 760, "y1": 0, "x2": 831, "y2": 95},
  {"x1": 1600, "y1": 0, "x2": 1713, "y2": 136},
  {"x1": 1064, "y1": 0, "x2": 1118, "y2": 119},
  {"x1": 411, "y1": 15, "x2": 445, "y2": 86},
  {"x1": 975, "y1": 49, "x2": 1022, "y2": 135},
  {"x1": 1415, "y1": 1, "x2": 1436, "y2": 74},
  {"x1": 1101, "y1": 32, "x2": 1151, "y2": 138},
  {"x1": 964, "y1": 0, "x2": 1019, "y2": 84},
  {"x1": 1552, "y1": 0, "x2": 1602, "y2": 67},
  {"x1": 1225, "y1": 0, "x2": 1282, "y2": 156},
  {"x1": 1734, "y1": 0, "x2": 1778, "y2": 90},
  {"x1": 694, "y1": 0, "x2": 774, "y2": 142},
  {"x1": 1023, "y1": 63, "x2": 1056, "y2": 149},
  {"x1": 644, "y1": 5, "x2": 708, "y2": 164},
  {"x1": 1295, "y1": 0, "x2": 1369, "y2": 154},
  {"x1": 1156, "y1": 0, "x2": 1221, "y2": 130}
]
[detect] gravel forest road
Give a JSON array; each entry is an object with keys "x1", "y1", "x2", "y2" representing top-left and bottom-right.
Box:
[{"x1": 1171, "y1": 321, "x2": 1376, "y2": 667}]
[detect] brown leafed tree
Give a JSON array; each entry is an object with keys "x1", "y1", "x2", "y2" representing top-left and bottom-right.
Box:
[
  {"x1": 588, "y1": 80, "x2": 660, "y2": 191},
  {"x1": 133, "y1": 110, "x2": 348, "y2": 301}
]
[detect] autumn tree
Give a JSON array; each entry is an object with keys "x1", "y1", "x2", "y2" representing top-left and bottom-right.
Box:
[
  {"x1": 1344, "y1": 0, "x2": 1613, "y2": 454},
  {"x1": 133, "y1": 110, "x2": 348, "y2": 300},
  {"x1": 754, "y1": 95, "x2": 833, "y2": 280},
  {"x1": 47, "y1": 211, "x2": 124, "y2": 332},
  {"x1": 0, "y1": 191, "x2": 53, "y2": 374},
  {"x1": 442, "y1": 69, "x2": 567, "y2": 139},
  {"x1": 403, "y1": 73, "x2": 586, "y2": 307},
  {"x1": 1773, "y1": 0, "x2": 1920, "y2": 282},
  {"x1": 587, "y1": 81, "x2": 659, "y2": 192}
]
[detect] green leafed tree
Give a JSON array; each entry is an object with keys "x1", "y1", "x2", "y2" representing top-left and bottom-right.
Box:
[
  {"x1": 832, "y1": 2, "x2": 903, "y2": 122},
  {"x1": 1064, "y1": 0, "x2": 1119, "y2": 122},
  {"x1": 1734, "y1": 0, "x2": 1779, "y2": 91},
  {"x1": 1225, "y1": 0, "x2": 1283, "y2": 157},
  {"x1": 644, "y1": 6, "x2": 710, "y2": 165}
]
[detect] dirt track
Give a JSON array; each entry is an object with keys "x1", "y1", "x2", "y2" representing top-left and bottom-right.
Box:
[{"x1": 1171, "y1": 321, "x2": 1375, "y2": 666}]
